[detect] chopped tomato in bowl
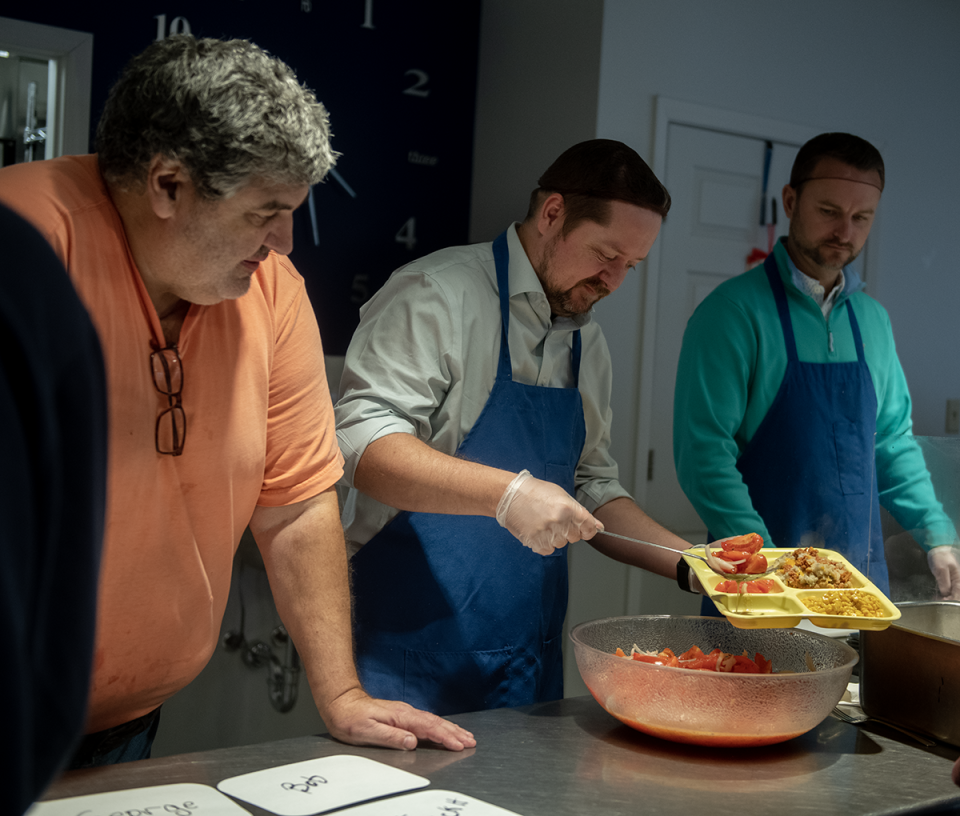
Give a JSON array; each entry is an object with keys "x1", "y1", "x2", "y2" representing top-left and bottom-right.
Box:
[
  {"x1": 614, "y1": 644, "x2": 773, "y2": 674},
  {"x1": 571, "y1": 615, "x2": 857, "y2": 747}
]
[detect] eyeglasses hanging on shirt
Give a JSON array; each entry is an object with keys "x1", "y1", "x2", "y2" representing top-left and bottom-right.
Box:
[{"x1": 150, "y1": 344, "x2": 186, "y2": 456}]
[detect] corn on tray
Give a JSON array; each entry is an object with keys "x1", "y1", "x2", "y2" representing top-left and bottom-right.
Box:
[{"x1": 683, "y1": 546, "x2": 901, "y2": 631}]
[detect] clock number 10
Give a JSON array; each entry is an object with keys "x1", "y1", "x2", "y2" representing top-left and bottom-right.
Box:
[
  {"x1": 395, "y1": 217, "x2": 417, "y2": 251},
  {"x1": 154, "y1": 13, "x2": 192, "y2": 40}
]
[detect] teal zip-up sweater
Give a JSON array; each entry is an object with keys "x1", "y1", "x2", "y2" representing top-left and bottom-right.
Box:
[{"x1": 673, "y1": 238, "x2": 954, "y2": 550}]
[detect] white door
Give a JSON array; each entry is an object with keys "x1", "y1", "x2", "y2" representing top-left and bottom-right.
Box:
[{"x1": 644, "y1": 123, "x2": 797, "y2": 539}]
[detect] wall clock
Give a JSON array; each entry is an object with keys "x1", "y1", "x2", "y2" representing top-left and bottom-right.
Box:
[{"x1": 5, "y1": 0, "x2": 482, "y2": 355}]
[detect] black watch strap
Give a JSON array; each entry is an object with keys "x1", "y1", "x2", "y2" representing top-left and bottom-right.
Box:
[{"x1": 676, "y1": 557, "x2": 695, "y2": 594}]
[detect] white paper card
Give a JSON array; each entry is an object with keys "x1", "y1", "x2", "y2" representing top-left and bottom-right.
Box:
[
  {"x1": 26, "y1": 782, "x2": 248, "y2": 816},
  {"x1": 332, "y1": 790, "x2": 523, "y2": 816},
  {"x1": 216, "y1": 755, "x2": 429, "y2": 816}
]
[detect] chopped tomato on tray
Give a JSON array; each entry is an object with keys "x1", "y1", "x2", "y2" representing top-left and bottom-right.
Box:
[
  {"x1": 715, "y1": 578, "x2": 783, "y2": 594},
  {"x1": 716, "y1": 532, "x2": 764, "y2": 554},
  {"x1": 710, "y1": 533, "x2": 768, "y2": 574}
]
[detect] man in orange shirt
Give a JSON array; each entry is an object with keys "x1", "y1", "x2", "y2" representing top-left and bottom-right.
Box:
[{"x1": 0, "y1": 34, "x2": 474, "y2": 768}]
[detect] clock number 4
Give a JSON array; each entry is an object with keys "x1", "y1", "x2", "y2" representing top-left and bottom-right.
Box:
[
  {"x1": 395, "y1": 217, "x2": 417, "y2": 251},
  {"x1": 155, "y1": 13, "x2": 191, "y2": 40}
]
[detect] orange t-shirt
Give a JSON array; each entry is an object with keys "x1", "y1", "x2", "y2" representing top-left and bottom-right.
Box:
[{"x1": 0, "y1": 155, "x2": 344, "y2": 732}]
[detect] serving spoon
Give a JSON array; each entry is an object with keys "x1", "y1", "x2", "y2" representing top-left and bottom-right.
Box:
[{"x1": 594, "y1": 530, "x2": 786, "y2": 582}]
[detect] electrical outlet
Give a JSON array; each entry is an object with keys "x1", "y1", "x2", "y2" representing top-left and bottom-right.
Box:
[{"x1": 947, "y1": 399, "x2": 960, "y2": 434}]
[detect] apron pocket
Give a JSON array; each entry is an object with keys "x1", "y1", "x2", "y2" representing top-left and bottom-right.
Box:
[
  {"x1": 403, "y1": 646, "x2": 516, "y2": 716},
  {"x1": 833, "y1": 420, "x2": 870, "y2": 496}
]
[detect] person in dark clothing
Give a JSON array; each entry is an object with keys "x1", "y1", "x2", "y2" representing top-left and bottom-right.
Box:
[{"x1": 0, "y1": 202, "x2": 108, "y2": 813}]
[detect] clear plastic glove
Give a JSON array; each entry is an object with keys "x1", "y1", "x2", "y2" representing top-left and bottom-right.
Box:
[
  {"x1": 496, "y1": 470, "x2": 601, "y2": 555},
  {"x1": 928, "y1": 545, "x2": 960, "y2": 601}
]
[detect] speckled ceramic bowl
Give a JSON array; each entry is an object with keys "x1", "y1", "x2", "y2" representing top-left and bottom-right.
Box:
[{"x1": 571, "y1": 615, "x2": 857, "y2": 747}]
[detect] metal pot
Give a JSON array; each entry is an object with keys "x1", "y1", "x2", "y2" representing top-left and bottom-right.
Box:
[{"x1": 860, "y1": 601, "x2": 960, "y2": 746}]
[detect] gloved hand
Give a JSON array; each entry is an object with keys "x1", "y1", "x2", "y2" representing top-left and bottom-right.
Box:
[
  {"x1": 496, "y1": 470, "x2": 601, "y2": 555},
  {"x1": 928, "y1": 545, "x2": 960, "y2": 601}
]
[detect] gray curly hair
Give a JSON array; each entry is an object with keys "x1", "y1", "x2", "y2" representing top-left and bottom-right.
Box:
[{"x1": 96, "y1": 35, "x2": 337, "y2": 199}]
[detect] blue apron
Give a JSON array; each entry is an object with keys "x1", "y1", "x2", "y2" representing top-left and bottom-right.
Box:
[
  {"x1": 705, "y1": 252, "x2": 888, "y2": 608},
  {"x1": 350, "y1": 231, "x2": 587, "y2": 716}
]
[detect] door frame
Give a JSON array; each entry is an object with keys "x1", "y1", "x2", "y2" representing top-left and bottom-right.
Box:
[
  {"x1": 0, "y1": 16, "x2": 93, "y2": 158},
  {"x1": 631, "y1": 97, "x2": 825, "y2": 507}
]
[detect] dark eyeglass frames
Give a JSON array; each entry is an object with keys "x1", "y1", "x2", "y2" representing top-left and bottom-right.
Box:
[{"x1": 150, "y1": 344, "x2": 186, "y2": 456}]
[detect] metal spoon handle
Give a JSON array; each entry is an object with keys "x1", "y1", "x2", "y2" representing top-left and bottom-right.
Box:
[
  {"x1": 594, "y1": 530, "x2": 785, "y2": 581},
  {"x1": 594, "y1": 530, "x2": 707, "y2": 563}
]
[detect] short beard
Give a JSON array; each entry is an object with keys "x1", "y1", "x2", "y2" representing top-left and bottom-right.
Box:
[
  {"x1": 536, "y1": 235, "x2": 610, "y2": 318},
  {"x1": 788, "y1": 225, "x2": 861, "y2": 274}
]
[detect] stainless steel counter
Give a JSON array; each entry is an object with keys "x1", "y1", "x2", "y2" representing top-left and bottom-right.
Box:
[{"x1": 43, "y1": 696, "x2": 960, "y2": 816}]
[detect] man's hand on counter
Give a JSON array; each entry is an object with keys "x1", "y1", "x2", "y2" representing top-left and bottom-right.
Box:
[{"x1": 323, "y1": 686, "x2": 477, "y2": 752}]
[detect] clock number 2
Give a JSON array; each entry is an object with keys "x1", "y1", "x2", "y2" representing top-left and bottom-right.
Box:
[
  {"x1": 395, "y1": 217, "x2": 417, "y2": 251},
  {"x1": 403, "y1": 69, "x2": 430, "y2": 98}
]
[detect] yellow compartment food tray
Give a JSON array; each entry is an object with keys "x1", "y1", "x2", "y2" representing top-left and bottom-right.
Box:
[{"x1": 682, "y1": 547, "x2": 901, "y2": 631}]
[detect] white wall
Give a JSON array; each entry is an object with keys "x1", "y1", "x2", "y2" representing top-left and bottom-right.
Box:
[
  {"x1": 471, "y1": 0, "x2": 960, "y2": 491},
  {"x1": 468, "y1": 0, "x2": 960, "y2": 696},
  {"x1": 468, "y1": 0, "x2": 605, "y2": 243},
  {"x1": 595, "y1": 0, "x2": 960, "y2": 464}
]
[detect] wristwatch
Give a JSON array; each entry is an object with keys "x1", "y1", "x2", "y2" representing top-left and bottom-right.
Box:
[{"x1": 676, "y1": 557, "x2": 697, "y2": 594}]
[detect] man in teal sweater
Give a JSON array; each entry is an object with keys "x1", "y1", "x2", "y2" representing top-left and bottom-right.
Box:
[{"x1": 673, "y1": 132, "x2": 959, "y2": 599}]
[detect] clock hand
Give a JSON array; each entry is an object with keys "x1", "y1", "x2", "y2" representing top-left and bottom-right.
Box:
[
  {"x1": 306, "y1": 169, "x2": 358, "y2": 247},
  {"x1": 330, "y1": 168, "x2": 357, "y2": 198},
  {"x1": 307, "y1": 188, "x2": 320, "y2": 246}
]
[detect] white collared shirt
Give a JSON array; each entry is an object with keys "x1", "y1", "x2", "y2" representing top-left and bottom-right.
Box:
[{"x1": 786, "y1": 258, "x2": 846, "y2": 318}]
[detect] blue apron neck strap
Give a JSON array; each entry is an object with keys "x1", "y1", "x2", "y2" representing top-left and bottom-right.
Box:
[
  {"x1": 571, "y1": 329, "x2": 582, "y2": 387},
  {"x1": 492, "y1": 231, "x2": 513, "y2": 381},
  {"x1": 764, "y1": 250, "x2": 867, "y2": 363},
  {"x1": 845, "y1": 300, "x2": 867, "y2": 362},
  {"x1": 763, "y1": 252, "x2": 799, "y2": 362},
  {"x1": 493, "y1": 229, "x2": 582, "y2": 386}
]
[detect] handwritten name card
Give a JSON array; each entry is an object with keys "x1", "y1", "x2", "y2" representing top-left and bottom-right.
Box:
[
  {"x1": 26, "y1": 782, "x2": 248, "y2": 816},
  {"x1": 322, "y1": 789, "x2": 523, "y2": 816},
  {"x1": 216, "y1": 755, "x2": 429, "y2": 815}
]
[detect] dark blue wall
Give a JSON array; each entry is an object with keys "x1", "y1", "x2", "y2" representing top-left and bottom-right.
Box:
[{"x1": 6, "y1": 1, "x2": 481, "y2": 354}]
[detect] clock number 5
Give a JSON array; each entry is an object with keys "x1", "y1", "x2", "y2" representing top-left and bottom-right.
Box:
[{"x1": 395, "y1": 217, "x2": 417, "y2": 251}]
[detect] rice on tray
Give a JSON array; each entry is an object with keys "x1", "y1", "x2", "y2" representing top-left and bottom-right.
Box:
[{"x1": 775, "y1": 547, "x2": 853, "y2": 589}]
